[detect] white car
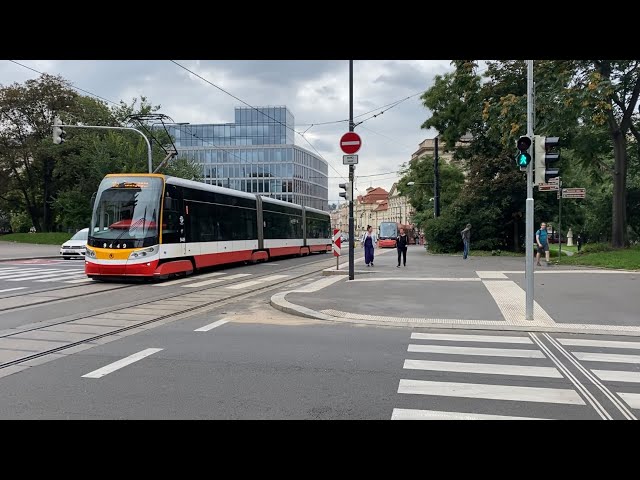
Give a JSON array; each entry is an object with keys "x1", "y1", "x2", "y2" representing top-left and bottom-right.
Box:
[{"x1": 60, "y1": 228, "x2": 89, "y2": 259}]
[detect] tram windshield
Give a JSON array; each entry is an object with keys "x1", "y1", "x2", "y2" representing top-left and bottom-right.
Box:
[
  {"x1": 89, "y1": 176, "x2": 163, "y2": 248},
  {"x1": 379, "y1": 222, "x2": 398, "y2": 239}
]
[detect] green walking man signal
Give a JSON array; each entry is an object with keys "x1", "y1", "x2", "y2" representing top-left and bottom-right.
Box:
[{"x1": 515, "y1": 135, "x2": 532, "y2": 169}]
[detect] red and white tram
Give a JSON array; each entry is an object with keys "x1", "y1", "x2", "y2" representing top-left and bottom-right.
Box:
[{"x1": 85, "y1": 174, "x2": 332, "y2": 280}]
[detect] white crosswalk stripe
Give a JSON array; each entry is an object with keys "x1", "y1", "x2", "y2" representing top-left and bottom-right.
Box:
[
  {"x1": 1, "y1": 267, "x2": 292, "y2": 288},
  {"x1": 552, "y1": 336, "x2": 640, "y2": 412},
  {"x1": 149, "y1": 272, "x2": 290, "y2": 289},
  {"x1": 393, "y1": 332, "x2": 586, "y2": 420},
  {"x1": 0, "y1": 266, "x2": 86, "y2": 283}
]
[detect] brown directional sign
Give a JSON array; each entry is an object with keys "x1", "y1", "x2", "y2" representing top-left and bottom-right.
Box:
[
  {"x1": 562, "y1": 188, "x2": 586, "y2": 199},
  {"x1": 538, "y1": 183, "x2": 559, "y2": 191}
]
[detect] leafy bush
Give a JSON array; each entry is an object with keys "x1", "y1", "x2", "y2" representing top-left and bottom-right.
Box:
[
  {"x1": 579, "y1": 242, "x2": 614, "y2": 254},
  {"x1": 10, "y1": 211, "x2": 32, "y2": 233}
]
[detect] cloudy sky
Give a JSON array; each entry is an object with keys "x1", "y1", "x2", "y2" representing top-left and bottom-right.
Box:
[{"x1": 1, "y1": 59, "x2": 457, "y2": 204}]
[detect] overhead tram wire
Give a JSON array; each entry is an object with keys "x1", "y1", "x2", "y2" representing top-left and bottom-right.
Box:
[
  {"x1": 9, "y1": 60, "x2": 118, "y2": 107},
  {"x1": 9, "y1": 60, "x2": 178, "y2": 159},
  {"x1": 295, "y1": 90, "x2": 425, "y2": 128},
  {"x1": 7, "y1": 61, "x2": 282, "y2": 170},
  {"x1": 10, "y1": 60, "x2": 351, "y2": 195},
  {"x1": 170, "y1": 60, "x2": 366, "y2": 194}
]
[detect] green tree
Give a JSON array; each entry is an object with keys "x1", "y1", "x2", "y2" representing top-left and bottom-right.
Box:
[
  {"x1": 0, "y1": 74, "x2": 201, "y2": 232},
  {"x1": 565, "y1": 61, "x2": 640, "y2": 247},
  {"x1": 418, "y1": 59, "x2": 640, "y2": 251}
]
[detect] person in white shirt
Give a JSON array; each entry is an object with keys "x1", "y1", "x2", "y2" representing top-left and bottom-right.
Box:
[{"x1": 361, "y1": 225, "x2": 378, "y2": 267}]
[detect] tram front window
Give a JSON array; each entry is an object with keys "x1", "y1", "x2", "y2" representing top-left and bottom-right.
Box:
[
  {"x1": 89, "y1": 176, "x2": 163, "y2": 248},
  {"x1": 379, "y1": 223, "x2": 397, "y2": 239}
]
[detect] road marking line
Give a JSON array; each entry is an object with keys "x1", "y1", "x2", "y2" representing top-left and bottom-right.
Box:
[
  {"x1": 0, "y1": 287, "x2": 27, "y2": 293},
  {"x1": 544, "y1": 333, "x2": 636, "y2": 419},
  {"x1": 7, "y1": 271, "x2": 80, "y2": 281},
  {"x1": 476, "y1": 271, "x2": 508, "y2": 279},
  {"x1": 351, "y1": 277, "x2": 481, "y2": 282},
  {"x1": 194, "y1": 319, "x2": 229, "y2": 332},
  {"x1": 82, "y1": 348, "x2": 163, "y2": 379},
  {"x1": 573, "y1": 352, "x2": 640, "y2": 364},
  {"x1": 391, "y1": 408, "x2": 549, "y2": 420},
  {"x1": 64, "y1": 278, "x2": 93, "y2": 284},
  {"x1": 34, "y1": 274, "x2": 87, "y2": 282},
  {"x1": 498, "y1": 269, "x2": 637, "y2": 274},
  {"x1": 182, "y1": 273, "x2": 252, "y2": 288},
  {"x1": 1, "y1": 269, "x2": 71, "y2": 280},
  {"x1": 592, "y1": 370, "x2": 640, "y2": 383},
  {"x1": 0, "y1": 269, "x2": 55, "y2": 279},
  {"x1": 154, "y1": 272, "x2": 226, "y2": 287},
  {"x1": 397, "y1": 379, "x2": 585, "y2": 404},
  {"x1": 556, "y1": 338, "x2": 640, "y2": 350},
  {"x1": 482, "y1": 280, "x2": 555, "y2": 324},
  {"x1": 403, "y1": 359, "x2": 563, "y2": 378},
  {"x1": 226, "y1": 274, "x2": 289, "y2": 289},
  {"x1": 182, "y1": 278, "x2": 226, "y2": 288},
  {"x1": 408, "y1": 344, "x2": 545, "y2": 358},
  {"x1": 411, "y1": 332, "x2": 533, "y2": 344},
  {"x1": 617, "y1": 392, "x2": 640, "y2": 409},
  {"x1": 529, "y1": 333, "x2": 611, "y2": 419}
]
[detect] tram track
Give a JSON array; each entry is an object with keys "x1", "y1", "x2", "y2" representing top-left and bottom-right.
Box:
[
  {"x1": 0, "y1": 254, "x2": 336, "y2": 313},
  {"x1": 0, "y1": 253, "x2": 345, "y2": 370}
]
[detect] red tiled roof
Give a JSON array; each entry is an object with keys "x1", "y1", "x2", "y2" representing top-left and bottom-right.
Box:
[{"x1": 357, "y1": 187, "x2": 388, "y2": 204}]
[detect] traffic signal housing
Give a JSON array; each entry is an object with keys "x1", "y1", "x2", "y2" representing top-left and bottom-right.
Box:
[
  {"x1": 339, "y1": 181, "x2": 352, "y2": 202},
  {"x1": 52, "y1": 116, "x2": 66, "y2": 144},
  {"x1": 534, "y1": 135, "x2": 560, "y2": 184},
  {"x1": 515, "y1": 135, "x2": 532, "y2": 170}
]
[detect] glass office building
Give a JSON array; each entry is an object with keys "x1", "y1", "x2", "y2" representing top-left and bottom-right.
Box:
[{"x1": 165, "y1": 106, "x2": 328, "y2": 211}]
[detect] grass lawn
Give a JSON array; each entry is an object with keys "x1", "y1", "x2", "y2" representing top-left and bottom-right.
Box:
[
  {"x1": 549, "y1": 243, "x2": 578, "y2": 254},
  {"x1": 553, "y1": 245, "x2": 640, "y2": 270},
  {"x1": 0, "y1": 232, "x2": 71, "y2": 245},
  {"x1": 422, "y1": 243, "x2": 640, "y2": 270}
]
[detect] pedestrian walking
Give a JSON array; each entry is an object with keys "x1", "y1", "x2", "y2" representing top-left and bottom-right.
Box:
[
  {"x1": 576, "y1": 233, "x2": 583, "y2": 252},
  {"x1": 396, "y1": 227, "x2": 409, "y2": 267},
  {"x1": 361, "y1": 225, "x2": 378, "y2": 267},
  {"x1": 460, "y1": 223, "x2": 471, "y2": 259},
  {"x1": 536, "y1": 222, "x2": 550, "y2": 266}
]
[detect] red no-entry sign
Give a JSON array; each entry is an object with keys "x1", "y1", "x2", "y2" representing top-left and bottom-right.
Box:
[{"x1": 340, "y1": 132, "x2": 361, "y2": 154}]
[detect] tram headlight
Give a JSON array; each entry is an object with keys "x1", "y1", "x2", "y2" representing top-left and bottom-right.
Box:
[
  {"x1": 85, "y1": 247, "x2": 96, "y2": 258},
  {"x1": 128, "y1": 245, "x2": 159, "y2": 260}
]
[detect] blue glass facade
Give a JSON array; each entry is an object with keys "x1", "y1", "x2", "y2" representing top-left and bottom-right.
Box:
[{"x1": 166, "y1": 106, "x2": 328, "y2": 210}]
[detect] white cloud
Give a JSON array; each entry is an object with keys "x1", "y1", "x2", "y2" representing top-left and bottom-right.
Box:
[{"x1": 0, "y1": 59, "x2": 456, "y2": 202}]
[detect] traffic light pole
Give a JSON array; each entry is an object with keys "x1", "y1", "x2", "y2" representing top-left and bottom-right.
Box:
[
  {"x1": 434, "y1": 136, "x2": 440, "y2": 217},
  {"x1": 525, "y1": 60, "x2": 534, "y2": 320},
  {"x1": 53, "y1": 123, "x2": 153, "y2": 173},
  {"x1": 348, "y1": 60, "x2": 355, "y2": 281},
  {"x1": 558, "y1": 177, "x2": 563, "y2": 261}
]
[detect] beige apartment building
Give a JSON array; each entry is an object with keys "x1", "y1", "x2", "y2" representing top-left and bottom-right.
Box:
[{"x1": 332, "y1": 184, "x2": 416, "y2": 239}]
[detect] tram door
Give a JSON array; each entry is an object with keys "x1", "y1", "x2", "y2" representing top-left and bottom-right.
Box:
[{"x1": 162, "y1": 184, "x2": 186, "y2": 255}]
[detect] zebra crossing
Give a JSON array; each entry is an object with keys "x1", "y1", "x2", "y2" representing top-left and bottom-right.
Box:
[
  {"x1": 550, "y1": 335, "x2": 640, "y2": 415},
  {"x1": 392, "y1": 332, "x2": 640, "y2": 420},
  {"x1": 153, "y1": 272, "x2": 292, "y2": 290},
  {"x1": 0, "y1": 265, "x2": 90, "y2": 285},
  {"x1": 0, "y1": 264, "x2": 294, "y2": 292}
]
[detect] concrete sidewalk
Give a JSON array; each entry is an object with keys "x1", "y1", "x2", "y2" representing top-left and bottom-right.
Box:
[
  {"x1": 271, "y1": 245, "x2": 640, "y2": 337},
  {"x1": 0, "y1": 241, "x2": 60, "y2": 261}
]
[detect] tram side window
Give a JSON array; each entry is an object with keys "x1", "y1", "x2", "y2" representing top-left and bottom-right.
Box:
[
  {"x1": 288, "y1": 214, "x2": 302, "y2": 238},
  {"x1": 263, "y1": 210, "x2": 286, "y2": 239},
  {"x1": 232, "y1": 208, "x2": 257, "y2": 240}
]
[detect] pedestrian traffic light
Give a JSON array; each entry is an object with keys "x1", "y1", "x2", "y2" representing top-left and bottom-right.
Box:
[
  {"x1": 52, "y1": 116, "x2": 66, "y2": 144},
  {"x1": 515, "y1": 135, "x2": 532, "y2": 169},
  {"x1": 339, "y1": 182, "x2": 352, "y2": 202},
  {"x1": 534, "y1": 135, "x2": 560, "y2": 184}
]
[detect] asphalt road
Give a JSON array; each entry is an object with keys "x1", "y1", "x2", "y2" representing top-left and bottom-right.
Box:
[
  {"x1": 1, "y1": 249, "x2": 638, "y2": 420},
  {"x1": 1, "y1": 284, "x2": 638, "y2": 419}
]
